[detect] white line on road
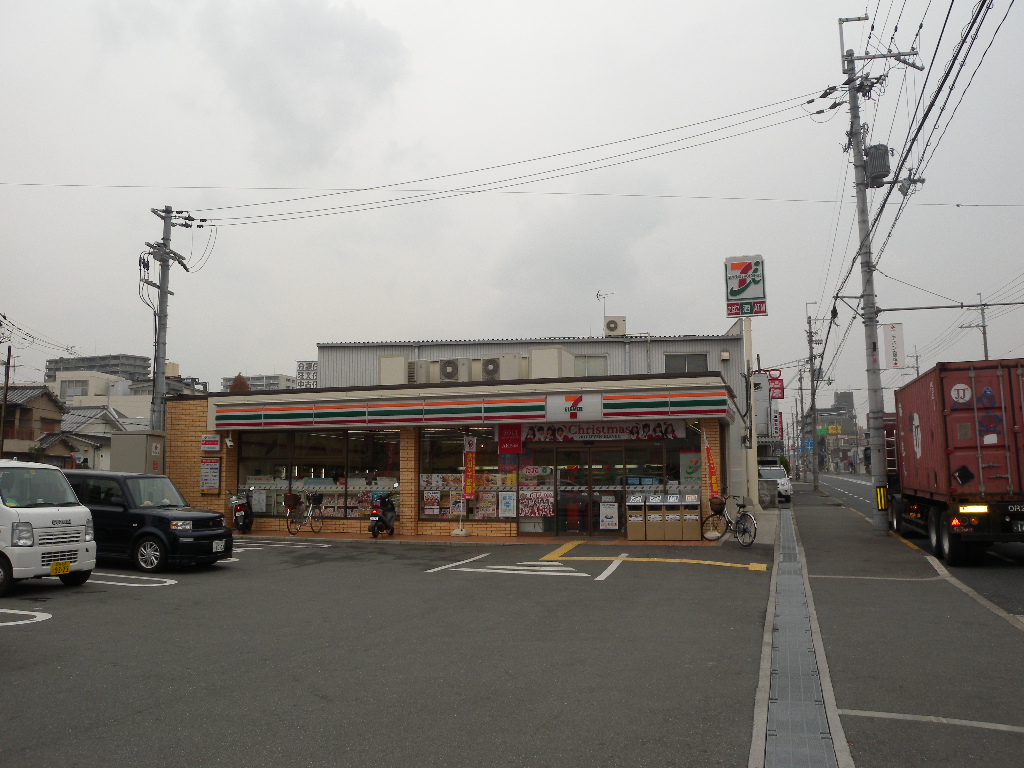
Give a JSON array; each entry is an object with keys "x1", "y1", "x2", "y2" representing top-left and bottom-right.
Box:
[
  {"x1": 425, "y1": 553, "x2": 490, "y2": 572},
  {"x1": 986, "y1": 550, "x2": 1015, "y2": 563},
  {"x1": 452, "y1": 567, "x2": 589, "y2": 576},
  {"x1": 0, "y1": 608, "x2": 52, "y2": 627},
  {"x1": 595, "y1": 553, "x2": 629, "y2": 581},
  {"x1": 926, "y1": 556, "x2": 1024, "y2": 633},
  {"x1": 839, "y1": 708, "x2": 1024, "y2": 734},
  {"x1": 89, "y1": 572, "x2": 177, "y2": 587}
]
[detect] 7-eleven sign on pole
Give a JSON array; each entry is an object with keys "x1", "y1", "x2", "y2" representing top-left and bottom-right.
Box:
[{"x1": 724, "y1": 256, "x2": 767, "y2": 317}]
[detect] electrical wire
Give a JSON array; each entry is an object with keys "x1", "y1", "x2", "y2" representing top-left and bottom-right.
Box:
[
  {"x1": 190, "y1": 90, "x2": 825, "y2": 215},
  {"x1": 200, "y1": 112, "x2": 817, "y2": 227}
]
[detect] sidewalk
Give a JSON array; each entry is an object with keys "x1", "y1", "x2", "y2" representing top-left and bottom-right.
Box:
[{"x1": 790, "y1": 486, "x2": 1024, "y2": 766}]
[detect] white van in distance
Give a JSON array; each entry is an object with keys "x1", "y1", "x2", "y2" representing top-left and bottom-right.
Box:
[{"x1": 0, "y1": 460, "x2": 97, "y2": 597}]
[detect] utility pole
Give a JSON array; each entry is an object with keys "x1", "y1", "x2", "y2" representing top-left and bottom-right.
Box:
[
  {"x1": 0, "y1": 346, "x2": 10, "y2": 459},
  {"x1": 840, "y1": 16, "x2": 923, "y2": 534},
  {"x1": 959, "y1": 293, "x2": 989, "y2": 360},
  {"x1": 806, "y1": 310, "x2": 819, "y2": 491},
  {"x1": 744, "y1": 316, "x2": 761, "y2": 509},
  {"x1": 797, "y1": 367, "x2": 806, "y2": 478},
  {"x1": 145, "y1": 206, "x2": 193, "y2": 432}
]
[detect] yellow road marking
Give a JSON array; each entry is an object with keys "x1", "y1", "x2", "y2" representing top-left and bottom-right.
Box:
[
  {"x1": 890, "y1": 531, "x2": 923, "y2": 552},
  {"x1": 540, "y1": 540, "x2": 766, "y2": 571},
  {"x1": 540, "y1": 541, "x2": 585, "y2": 560},
  {"x1": 562, "y1": 556, "x2": 767, "y2": 571}
]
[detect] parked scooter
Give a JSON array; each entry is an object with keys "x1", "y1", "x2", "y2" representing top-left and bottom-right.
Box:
[
  {"x1": 229, "y1": 487, "x2": 255, "y2": 534},
  {"x1": 368, "y1": 485, "x2": 398, "y2": 538}
]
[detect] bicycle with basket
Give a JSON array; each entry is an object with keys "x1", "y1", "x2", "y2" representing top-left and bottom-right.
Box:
[
  {"x1": 701, "y1": 494, "x2": 757, "y2": 547},
  {"x1": 284, "y1": 491, "x2": 325, "y2": 535}
]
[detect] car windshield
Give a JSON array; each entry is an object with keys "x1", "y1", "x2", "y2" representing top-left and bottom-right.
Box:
[
  {"x1": 0, "y1": 467, "x2": 80, "y2": 508},
  {"x1": 759, "y1": 467, "x2": 788, "y2": 480},
  {"x1": 126, "y1": 476, "x2": 188, "y2": 508}
]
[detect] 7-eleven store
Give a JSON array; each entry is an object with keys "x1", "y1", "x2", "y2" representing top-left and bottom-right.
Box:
[{"x1": 166, "y1": 373, "x2": 737, "y2": 538}]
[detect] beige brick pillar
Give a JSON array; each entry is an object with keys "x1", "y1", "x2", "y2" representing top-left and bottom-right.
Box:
[
  {"x1": 700, "y1": 419, "x2": 722, "y2": 517},
  {"x1": 398, "y1": 427, "x2": 419, "y2": 535}
]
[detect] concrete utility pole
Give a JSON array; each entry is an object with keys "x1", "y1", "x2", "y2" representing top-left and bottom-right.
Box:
[
  {"x1": 146, "y1": 206, "x2": 192, "y2": 432},
  {"x1": 0, "y1": 346, "x2": 11, "y2": 458},
  {"x1": 744, "y1": 316, "x2": 762, "y2": 510},
  {"x1": 840, "y1": 15, "x2": 923, "y2": 534},
  {"x1": 806, "y1": 311, "x2": 819, "y2": 492},
  {"x1": 959, "y1": 293, "x2": 990, "y2": 360},
  {"x1": 797, "y1": 369, "x2": 806, "y2": 479}
]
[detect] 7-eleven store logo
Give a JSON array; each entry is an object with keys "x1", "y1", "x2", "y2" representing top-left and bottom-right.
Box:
[{"x1": 564, "y1": 395, "x2": 584, "y2": 418}]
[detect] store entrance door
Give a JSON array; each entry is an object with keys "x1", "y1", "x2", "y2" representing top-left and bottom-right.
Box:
[{"x1": 555, "y1": 447, "x2": 624, "y2": 536}]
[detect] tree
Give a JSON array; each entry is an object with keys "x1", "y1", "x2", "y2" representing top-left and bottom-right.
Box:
[{"x1": 228, "y1": 373, "x2": 251, "y2": 393}]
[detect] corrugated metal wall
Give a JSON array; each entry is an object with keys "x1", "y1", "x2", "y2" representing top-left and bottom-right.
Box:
[{"x1": 318, "y1": 337, "x2": 745, "y2": 389}]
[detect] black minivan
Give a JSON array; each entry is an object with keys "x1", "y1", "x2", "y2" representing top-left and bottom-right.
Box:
[{"x1": 65, "y1": 470, "x2": 232, "y2": 572}]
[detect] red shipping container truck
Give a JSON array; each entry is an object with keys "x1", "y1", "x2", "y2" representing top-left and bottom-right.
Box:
[{"x1": 888, "y1": 359, "x2": 1024, "y2": 565}]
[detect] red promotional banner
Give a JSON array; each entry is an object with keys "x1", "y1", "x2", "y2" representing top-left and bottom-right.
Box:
[
  {"x1": 769, "y1": 378, "x2": 784, "y2": 399},
  {"x1": 497, "y1": 424, "x2": 523, "y2": 454},
  {"x1": 463, "y1": 451, "x2": 477, "y2": 500},
  {"x1": 702, "y1": 430, "x2": 720, "y2": 498}
]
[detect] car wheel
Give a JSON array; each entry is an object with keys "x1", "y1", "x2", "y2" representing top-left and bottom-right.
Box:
[
  {"x1": 59, "y1": 570, "x2": 91, "y2": 587},
  {"x1": 0, "y1": 556, "x2": 14, "y2": 598},
  {"x1": 133, "y1": 536, "x2": 167, "y2": 572}
]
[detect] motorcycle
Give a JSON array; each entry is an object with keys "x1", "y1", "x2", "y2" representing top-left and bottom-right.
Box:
[
  {"x1": 368, "y1": 487, "x2": 398, "y2": 538},
  {"x1": 229, "y1": 487, "x2": 255, "y2": 534}
]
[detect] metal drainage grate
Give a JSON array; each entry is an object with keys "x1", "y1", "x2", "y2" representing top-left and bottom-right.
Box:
[{"x1": 764, "y1": 509, "x2": 838, "y2": 768}]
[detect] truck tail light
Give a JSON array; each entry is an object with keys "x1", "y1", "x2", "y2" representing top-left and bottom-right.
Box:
[{"x1": 950, "y1": 516, "x2": 962, "y2": 528}]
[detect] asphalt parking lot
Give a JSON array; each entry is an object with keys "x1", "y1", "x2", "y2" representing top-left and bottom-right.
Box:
[{"x1": 2, "y1": 536, "x2": 774, "y2": 767}]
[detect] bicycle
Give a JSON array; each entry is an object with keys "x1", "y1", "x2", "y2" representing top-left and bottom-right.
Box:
[
  {"x1": 701, "y1": 495, "x2": 757, "y2": 547},
  {"x1": 285, "y1": 491, "x2": 325, "y2": 535}
]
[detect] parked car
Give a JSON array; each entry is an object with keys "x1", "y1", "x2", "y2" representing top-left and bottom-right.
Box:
[
  {"x1": 64, "y1": 470, "x2": 232, "y2": 572},
  {"x1": 758, "y1": 465, "x2": 793, "y2": 503},
  {"x1": 0, "y1": 460, "x2": 97, "y2": 597}
]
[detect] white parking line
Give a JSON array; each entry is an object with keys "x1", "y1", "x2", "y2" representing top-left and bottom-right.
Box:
[
  {"x1": 0, "y1": 608, "x2": 52, "y2": 627},
  {"x1": 425, "y1": 553, "x2": 490, "y2": 572},
  {"x1": 840, "y1": 708, "x2": 1024, "y2": 734},
  {"x1": 595, "y1": 554, "x2": 629, "y2": 581},
  {"x1": 88, "y1": 572, "x2": 177, "y2": 587}
]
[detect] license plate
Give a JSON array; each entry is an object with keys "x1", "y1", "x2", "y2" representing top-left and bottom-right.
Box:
[
  {"x1": 49, "y1": 561, "x2": 71, "y2": 576},
  {"x1": 370, "y1": 515, "x2": 380, "y2": 522},
  {"x1": 1013, "y1": 520, "x2": 1024, "y2": 534},
  {"x1": 212, "y1": 539, "x2": 225, "y2": 553}
]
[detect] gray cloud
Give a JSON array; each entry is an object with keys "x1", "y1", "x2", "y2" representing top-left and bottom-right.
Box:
[{"x1": 197, "y1": 1, "x2": 408, "y2": 171}]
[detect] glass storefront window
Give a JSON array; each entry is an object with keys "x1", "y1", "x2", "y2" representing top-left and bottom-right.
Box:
[
  {"x1": 419, "y1": 428, "x2": 495, "y2": 520},
  {"x1": 237, "y1": 430, "x2": 398, "y2": 518}
]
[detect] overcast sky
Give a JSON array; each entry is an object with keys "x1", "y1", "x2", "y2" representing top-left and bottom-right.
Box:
[{"x1": 2, "y1": 0, "x2": 1021, "y2": 424}]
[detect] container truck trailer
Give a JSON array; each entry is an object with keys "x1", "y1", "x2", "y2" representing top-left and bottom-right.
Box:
[{"x1": 888, "y1": 359, "x2": 1024, "y2": 566}]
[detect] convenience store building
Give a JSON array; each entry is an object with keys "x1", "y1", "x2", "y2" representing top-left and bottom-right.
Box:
[{"x1": 166, "y1": 370, "x2": 739, "y2": 537}]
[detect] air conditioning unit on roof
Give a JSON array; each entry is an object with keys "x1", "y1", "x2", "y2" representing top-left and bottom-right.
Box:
[
  {"x1": 439, "y1": 358, "x2": 471, "y2": 382},
  {"x1": 481, "y1": 353, "x2": 521, "y2": 381},
  {"x1": 604, "y1": 316, "x2": 627, "y2": 337}
]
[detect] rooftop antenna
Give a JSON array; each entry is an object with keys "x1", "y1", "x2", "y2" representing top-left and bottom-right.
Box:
[{"x1": 596, "y1": 291, "x2": 614, "y2": 332}]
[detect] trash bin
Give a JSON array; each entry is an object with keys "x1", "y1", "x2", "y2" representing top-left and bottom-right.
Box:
[
  {"x1": 663, "y1": 494, "x2": 683, "y2": 540},
  {"x1": 626, "y1": 493, "x2": 646, "y2": 541},
  {"x1": 682, "y1": 495, "x2": 702, "y2": 540},
  {"x1": 645, "y1": 494, "x2": 665, "y2": 541}
]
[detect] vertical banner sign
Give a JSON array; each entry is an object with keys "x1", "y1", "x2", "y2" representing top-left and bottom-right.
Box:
[
  {"x1": 463, "y1": 436, "x2": 477, "y2": 500},
  {"x1": 882, "y1": 323, "x2": 906, "y2": 369},
  {"x1": 702, "y1": 430, "x2": 721, "y2": 498},
  {"x1": 724, "y1": 256, "x2": 768, "y2": 317}
]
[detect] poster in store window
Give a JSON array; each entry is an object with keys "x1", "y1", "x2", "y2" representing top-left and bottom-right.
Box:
[
  {"x1": 498, "y1": 492, "x2": 517, "y2": 518},
  {"x1": 599, "y1": 502, "x2": 619, "y2": 530},
  {"x1": 519, "y1": 489, "x2": 554, "y2": 517},
  {"x1": 477, "y1": 492, "x2": 497, "y2": 519}
]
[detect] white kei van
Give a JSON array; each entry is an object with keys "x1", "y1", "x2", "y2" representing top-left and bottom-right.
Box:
[{"x1": 0, "y1": 460, "x2": 97, "y2": 597}]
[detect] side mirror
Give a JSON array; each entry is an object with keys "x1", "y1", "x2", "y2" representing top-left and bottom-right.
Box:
[{"x1": 109, "y1": 496, "x2": 128, "y2": 509}]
